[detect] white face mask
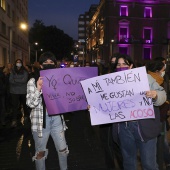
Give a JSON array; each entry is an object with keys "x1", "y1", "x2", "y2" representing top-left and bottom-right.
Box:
[
  {"x1": 97, "y1": 59, "x2": 101, "y2": 63},
  {"x1": 16, "y1": 63, "x2": 22, "y2": 67},
  {"x1": 164, "y1": 64, "x2": 166, "y2": 69},
  {"x1": 161, "y1": 71, "x2": 165, "y2": 77}
]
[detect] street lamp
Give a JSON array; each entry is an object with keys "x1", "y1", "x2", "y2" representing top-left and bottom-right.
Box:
[
  {"x1": 110, "y1": 39, "x2": 114, "y2": 56},
  {"x1": 9, "y1": 22, "x2": 28, "y2": 63},
  {"x1": 34, "y1": 42, "x2": 38, "y2": 62}
]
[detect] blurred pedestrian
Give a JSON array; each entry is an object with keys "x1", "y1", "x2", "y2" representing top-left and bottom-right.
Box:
[
  {"x1": 7, "y1": 63, "x2": 13, "y2": 73},
  {"x1": 3, "y1": 67, "x2": 12, "y2": 114},
  {"x1": 100, "y1": 55, "x2": 124, "y2": 170},
  {"x1": 9, "y1": 59, "x2": 29, "y2": 127},
  {"x1": 0, "y1": 69, "x2": 6, "y2": 126},
  {"x1": 26, "y1": 52, "x2": 68, "y2": 170},
  {"x1": 146, "y1": 60, "x2": 170, "y2": 170}
]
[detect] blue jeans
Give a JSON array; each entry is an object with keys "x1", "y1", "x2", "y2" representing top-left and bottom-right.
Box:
[
  {"x1": 118, "y1": 121, "x2": 158, "y2": 170},
  {"x1": 32, "y1": 114, "x2": 68, "y2": 170}
]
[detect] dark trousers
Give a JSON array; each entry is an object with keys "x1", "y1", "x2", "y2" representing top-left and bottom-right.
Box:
[
  {"x1": 100, "y1": 124, "x2": 123, "y2": 170},
  {"x1": 157, "y1": 122, "x2": 170, "y2": 169},
  {"x1": 0, "y1": 95, "x2": 6, "y2": 123},
  {"x1": 10, "y1": 93, "x2": 29, "y2": 121},
  {"x1": 157, "y1": 122, "x2": 164, "y2": 170}
]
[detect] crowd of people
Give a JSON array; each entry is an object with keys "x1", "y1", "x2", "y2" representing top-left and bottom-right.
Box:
[{"x1": 0, "y1": 52, "x2": 170, "y2": 170}]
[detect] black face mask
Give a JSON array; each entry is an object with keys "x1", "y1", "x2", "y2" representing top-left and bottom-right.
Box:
[{"x1": 42, "y1": 64, "x2": 56, "y2": 70}]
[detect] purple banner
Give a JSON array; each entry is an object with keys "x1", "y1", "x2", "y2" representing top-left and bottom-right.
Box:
[{"x1": 40, "y1": 67, "x2": 98, "y2": 115}]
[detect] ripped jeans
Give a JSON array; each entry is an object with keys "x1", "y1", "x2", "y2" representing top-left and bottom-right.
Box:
[{"x1": 32, "y1": 114, "x2": 68, "y2": 170}]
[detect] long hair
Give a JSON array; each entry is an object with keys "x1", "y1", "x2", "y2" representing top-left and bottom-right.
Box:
[
  {"x1": 146, "y1": 60, "x2": 164, "y2": 73},
  {"x1": 114, "y1": 54, "x2": 136, "y2": 69},
  {"x1": 13, "y1": 59, "x2": 26, "y2": 74}
]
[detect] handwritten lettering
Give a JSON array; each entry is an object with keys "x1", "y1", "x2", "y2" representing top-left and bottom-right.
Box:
[
  {"x1": 66, "y1": 92, "x2": 75, "y2": 96},
  {"x1": 109, "y1": 112, "x2": 126, "y2": 120},
  {"x1": 93, "y1": 99, "x2": 135, "y2": 113},
  {"x1": 46, "y1": 75, "x2": 57, "y2": 90},
  {"x1": 103, "y1": 72, "x2": 141, "y2": 86},
  {"x1": 63, "y1": 74, "x2": 86, "y2": 85},
  {"x1": 130, "y1": 108, "x2": 154, "y2": 119},
  {"x1": 47, "y1": 93, "x2": 61, "y2": 100},
  {"x1": 89, "y1": 81, "x2": 104, "y2": 94},
  {"x1": 100, "y1": 89, "x2": 134, "y2": 100},
  {"x1": 68, "y1": 95, "x2": 86, "y2": 103}
]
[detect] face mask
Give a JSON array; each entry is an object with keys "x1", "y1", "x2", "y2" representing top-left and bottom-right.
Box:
[
  {"x1": 161, "y1": 71, "x2": 165, "y2": 77},
  {"x1": 164, "y1": 64, "x2": 166, "y2": 69},
  {"x1": 116, "y1": 67, "x2": 129, "y2": 72},
  {"x1": 42, "y1": 64, "x2": 56, "y2": 70},
  {"x1": 70, "y1": 65, "x2": 74, "y2": 67},
  {"x1": 97, "y1": 59, "x2": 101, "y2": 63},
  {"x1": 16, "y1": 63, "x2": 22, "y2": 67}
]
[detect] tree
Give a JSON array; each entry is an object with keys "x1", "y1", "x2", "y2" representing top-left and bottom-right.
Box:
[{"x1": 29, "y1": 20, "x2": 74, "y2": 63}]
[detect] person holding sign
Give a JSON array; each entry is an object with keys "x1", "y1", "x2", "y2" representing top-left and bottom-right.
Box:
[
  {"x1": 26, "y1": 52, "x2": 68, "y2": 170},
  {"x1": 146, "y1": 60, "x2": 170, "y2": 170},
  {"x1": 114, "y1": 55, "x2": 166, "y2": 170}
]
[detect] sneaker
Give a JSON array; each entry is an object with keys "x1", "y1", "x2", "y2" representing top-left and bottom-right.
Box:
[{"x1": 11, "y1": 120, "x2": 17, "y2": 128}]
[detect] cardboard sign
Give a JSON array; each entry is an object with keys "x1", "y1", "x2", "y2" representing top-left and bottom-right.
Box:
[
  {"x1": 40, "y1": 67, "x2": 98, "y2": 115},
  {"x1": 80, "y1": 66, "x2": 155, "y2": 125}
]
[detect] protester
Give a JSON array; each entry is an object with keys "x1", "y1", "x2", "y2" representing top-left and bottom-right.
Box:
[
  {"x1": 7, "y1": 63, "x2": 13, "y2": 73},
  {"x1": 3, "y1": 67, "x2": 12, "y2": 114},
  {"x1": 100, "y1": 55, "x2": 124, "y2": 170},
  {"x1": 9, "y1": 59, "x2": 29, "y2": 127},
  {"x1": 146, "y1": 60, "x2": 170, "y2": 170},
  {"x1": 114, "y1": 54, "x2": 166, "y2": 170},
  {"x1": 26, "y1": 52, "x2": 68, "y2": 170}
]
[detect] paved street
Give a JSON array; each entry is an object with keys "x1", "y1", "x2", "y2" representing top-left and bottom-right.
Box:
[
  {"x1": 0, "y1": 110, "x2": 107, "y2": 170},
  {"x1": 0, "y1": 110, "x2": 169, "y2": 170}
]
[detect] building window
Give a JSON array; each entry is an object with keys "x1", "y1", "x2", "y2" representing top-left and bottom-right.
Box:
[
  {"x1": 143, "y1": 47, "x2": 151, "y2": 60},
  {"x1": 0, "y1": 0, "x2": 5, "y2": 10},
  {"x1": 119, "y1": 47, "x2": 128, "y2": 54},
  {"x1": 2, "y1": 22, "x2": 6, "y2": 35},
  {"x1": 119, "y1": 27, "x2": 129, "y2": 42},
  {"x1": 78, "y1": 21, "x2": 85, "y2": 25},
  {"x1": 78, "y1": 27, "x2": 85, "y2": 31},
  {"x1": 7, "y1": 3, "x2": 10, "y2": 17},
  {"x1": 120, "y1": 6, "x2": 128, "y2": 16},
  {"x1": 143, "y1": 28, "x2": 152, "y2": 43},
  {"x1": 78, "y1": 33, "x2": 85, "y2": 37},
  {"x1": 144, "y1": 7, "x2": 152, "y2": 18}
]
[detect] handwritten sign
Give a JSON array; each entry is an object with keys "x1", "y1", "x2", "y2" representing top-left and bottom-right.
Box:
[
  {"x1": 40, "y1": 67, "x2": 98, "y2": 115},
  {"x1": 80, "y1": 66, "x2": 155, "y2": 125}
]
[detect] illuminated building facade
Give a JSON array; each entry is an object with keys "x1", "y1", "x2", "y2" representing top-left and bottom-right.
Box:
[
  {"x1": 0, "y1": 0, "x2": 29, "y2": 66},
  {"x1": 86, "y1": 0, "x2": 170, "y2": 64},
  {"x1": 78, "y1": 4, "x2": 98, "y2": 65}
]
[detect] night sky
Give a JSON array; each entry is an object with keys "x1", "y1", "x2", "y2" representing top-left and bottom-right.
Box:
[{"x1": 28, "y1": 0, "x2": 100, "y2": 40}]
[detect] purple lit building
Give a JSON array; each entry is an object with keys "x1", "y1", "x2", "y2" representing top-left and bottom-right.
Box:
[{"x1": 86, "y1": 0, "x2": 170, "y2": 64}]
